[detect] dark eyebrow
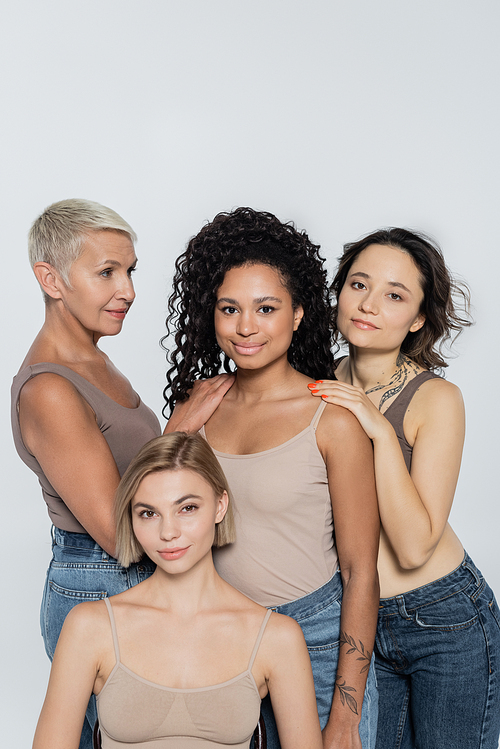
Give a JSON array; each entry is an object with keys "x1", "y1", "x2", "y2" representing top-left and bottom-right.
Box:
[
  {"x1": 349, "y1": 271, "x2": 412, "y2": 295},
  {"x1": 132, "y1": 494, "x2": 204, "y2": 510},
  {"x1": 216, "y1": 296, "x2": 283, "y2": 304}
]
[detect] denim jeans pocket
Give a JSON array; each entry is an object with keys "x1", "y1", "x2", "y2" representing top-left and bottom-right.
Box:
[
  {"x1": 414, "y1": 591, "x2": 478, "y2": 632},
  {"x1": 297, "y1": 598, "x2": 342, "y2": 651}
]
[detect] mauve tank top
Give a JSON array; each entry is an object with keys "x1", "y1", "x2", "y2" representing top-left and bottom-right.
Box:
[
  {"x1": 205, "y1": 401, "x2": 338, "y2": 607},
  {"x1": 11, "y1": 363, "x2": 161, "y2": 533},
  {"x1": 381, "y1": 370, "x2": 440, "y2": 471},
  {"x1": 96, "y1": 598, "x2": 270, "y2": 748}
]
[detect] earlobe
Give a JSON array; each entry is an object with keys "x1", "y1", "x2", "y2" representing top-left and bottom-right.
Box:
[
  {"x1": 215, "y1": 491, "x2": 229, "y2": 524},
  {"x1": 293, "y1": 305, "x2": 304, "y2": 331},
  {"x1": 33, "y1": 262, "x2": 65, "y2": 300},
  {"x1": 410, "y1": 314, "x2": 426, "y2": 333}
]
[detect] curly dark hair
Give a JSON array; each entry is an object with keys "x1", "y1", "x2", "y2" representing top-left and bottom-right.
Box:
[
  {"x1": 331, "y1": 227, "x2": 472, "y2": 372},
  {"x1": 162, "y1": 207, "x2": 335, "y2": 415}
]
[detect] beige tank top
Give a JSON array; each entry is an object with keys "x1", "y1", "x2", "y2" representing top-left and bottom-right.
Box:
[
  {"x1": 206, "y1": 401, "x2": 338, "y2": 607},
  {"x1": 97, "y1": 598, "x2": 270, "y2": 748},
  {"x1": 11, "y1": 363, "x2": 161, "y2": 533}
]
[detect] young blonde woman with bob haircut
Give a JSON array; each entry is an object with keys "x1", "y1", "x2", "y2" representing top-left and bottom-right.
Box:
[{"x1": 33, "y1": 432, "x2": 323, "y2": 749}]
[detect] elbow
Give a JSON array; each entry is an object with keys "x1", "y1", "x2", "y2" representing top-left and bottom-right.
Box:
[{"x1": 396, "y1": 546, "x2": 434, "y2": 571}]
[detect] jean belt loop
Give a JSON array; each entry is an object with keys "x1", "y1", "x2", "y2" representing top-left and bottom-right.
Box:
[
  {"x1": 396, "y1": 595, "x2": 411, "y2": 620},
  {"x1": 102, "y1": 549, "x2": 109, "y2": 562},
  {"x1": 463, "y1": 556, "x2": 481, "y2": 587},
  {"x1": 50, "y1": 524, "x2": 56, "y2": 546}
]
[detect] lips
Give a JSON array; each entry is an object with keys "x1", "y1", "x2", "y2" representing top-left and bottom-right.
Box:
[
  {"x1": 105, "y1": 308, "x2": 129, "y2": 319},
  {"x1": 352, "y1": 318, "x2": 378, "y2": 331},
  {"x1": 157, "y1": 547, "x2": 190, "y2": 560},
  {"x1": 232, "y1": 342, "x2": 265, "y2": 355}
]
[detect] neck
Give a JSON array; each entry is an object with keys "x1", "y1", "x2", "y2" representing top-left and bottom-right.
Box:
[
  {"x1": 144, "y1": 552, "x2": 227, "y2": 616},
  {"x1": 342, "y1": 346, "x2": 405, "y2": 391},
  {"x1": 38, "y1": 303, "x2": 103, "y2": 362},
  {"x1": 231, "y1": 356, "x2": 303, "y2": 403}
]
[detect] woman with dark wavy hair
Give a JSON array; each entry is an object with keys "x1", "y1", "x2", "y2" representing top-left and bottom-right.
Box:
[
  {"x1": 164, "y1": 208, "x2": 380, "y2": 749},
  {"x1": 310, "y1": 228, "x2": 500, "y2": 749}
]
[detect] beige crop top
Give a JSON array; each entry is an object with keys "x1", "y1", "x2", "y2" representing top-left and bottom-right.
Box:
[
  {"x1": 206, "y1": 401, "x2": 338, "y2": 607},
  {"x1": 11, "y1": 363, "x2": 161, "y2": 533},
  {"x1": 96, "y1": 598, "x2": 271, "y2": 748}
]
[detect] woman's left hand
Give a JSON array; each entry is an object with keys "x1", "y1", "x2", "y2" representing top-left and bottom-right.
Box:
[
  {"x1": 308, "y1": 380, "x2": 389, "y2": 441},
  {"x1": 321, "y1": 720, "x2": 362, "y2": 749}
]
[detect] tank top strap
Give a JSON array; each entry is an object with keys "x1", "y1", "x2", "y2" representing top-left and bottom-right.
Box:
[
  {"x1": 310, "y1": 400, "x2": 327, "y2": 431},
  {"x1": 103, "y1": 597, "x2": 121, "y2": 663},
  {"x1": 247, "y1": 609, "x2": 272, "y2": 670},
  {"x1": 384, "y1": 370, "x2": 439, "y2": 418}
]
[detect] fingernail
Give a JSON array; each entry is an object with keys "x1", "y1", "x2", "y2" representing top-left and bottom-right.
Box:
[
  {"x1": 311, "y1": 389, "x2": 319, "y2": 393},
  {"x1": 316, "y1": 380, "x2": 323, "y2": 384},
  {"x1": 307, "y1": 383, "x2": 316, "y2": 388},
  {"x1": 321, "y1": 394, "x2": 328, "y2": 399}
]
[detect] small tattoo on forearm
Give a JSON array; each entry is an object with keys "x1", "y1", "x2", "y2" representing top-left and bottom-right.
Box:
[
  {"x1": 335, "y1": 676, "x2": 358, "y2": 715},
  {"x1": 339, "y1": 631, "x2": 372, "y2": 674}
]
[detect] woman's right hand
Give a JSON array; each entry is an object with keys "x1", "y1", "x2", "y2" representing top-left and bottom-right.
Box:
[
  {"x1": 165, "y1": 374, "x2": 235, "y2": 434},
  {"x1": 308, "y1": 379, "x2": 390, "y2": 441}
]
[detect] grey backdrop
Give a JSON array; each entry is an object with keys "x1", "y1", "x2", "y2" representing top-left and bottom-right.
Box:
[{"x1": 2, "y1": 2, "x2": 499, "y2": 745}]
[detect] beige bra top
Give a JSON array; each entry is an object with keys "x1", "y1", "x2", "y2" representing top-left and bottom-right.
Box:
[{"x1": 96, "y1": 598, "x2": 271, "y2": 748}]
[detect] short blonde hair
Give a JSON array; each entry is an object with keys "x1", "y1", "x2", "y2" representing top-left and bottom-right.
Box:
[
  {"x1": 115, "y1": 432, "x2": 235, "y2": 567},
  {"x1": 28, "y1": 198, "x2": 137, "y2": 296}
]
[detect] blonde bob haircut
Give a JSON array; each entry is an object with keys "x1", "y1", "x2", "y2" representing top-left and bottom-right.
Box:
[
  {"x1": 29, "y1": 198, "x2": 137, "y2": 297},
  {"x1": 115, "y1": 432, "x2": 235, "y2": 567}
]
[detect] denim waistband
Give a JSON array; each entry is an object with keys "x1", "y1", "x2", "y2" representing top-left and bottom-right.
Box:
[
  {"x1": 53, "y1": 526, "x2": 104, "y2": 550},
  {"x1": 270, "y1": 570, "x2": 342, "y2": 617},
  {"x1": 378, "y1": 551, "x2": 484, "y2": 613},
  {"x1": 51, "y1": 525, "x2": 118, "y2": 563}
]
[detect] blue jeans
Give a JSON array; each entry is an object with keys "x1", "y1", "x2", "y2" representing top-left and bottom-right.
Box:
[
  {"x1": 375, "y1": 552, "x2": 500, "y2": 749},
  {"x1": 260, "y1": 571, "x2": 378, "y2": 748},
  {"x1": 40, "y1": 528, "x2": 155, "y2": 749}
]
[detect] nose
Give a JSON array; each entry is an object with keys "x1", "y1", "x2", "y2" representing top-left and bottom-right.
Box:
[
  {"x1": 358, "y1": 290, "x2": 379, "y2": 315},
  {"x1": 159, "y1": 514, "x2": 180, "y2": 542},
  {"x1": 236, "y1": 310, "x2": 258, "y2": 337},
  {"x1": 116, "y1": 274, "x2": 136, "y2": 304}
]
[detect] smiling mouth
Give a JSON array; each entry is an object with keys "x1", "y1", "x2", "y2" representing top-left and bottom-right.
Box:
[
  {"x1": 232, "y1": 342, "x2": 265, "y2": 354},
  {"x1": 352, "y1": 319, "x2": 378, "y2": 330},
  {"x1": 157, "y1": 547, "x2": 189, "y2": 560},
  {"x1": 105, "y1": 308, "x2": 129, "y2": 318}
]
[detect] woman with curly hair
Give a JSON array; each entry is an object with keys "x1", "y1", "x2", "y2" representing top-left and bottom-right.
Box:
[
  {"x1": 309, "y1": 228, "x2": 500, "y2": 748},
  {"x1": 164, "y1": 208, "x2": 380, "y2": 749}
]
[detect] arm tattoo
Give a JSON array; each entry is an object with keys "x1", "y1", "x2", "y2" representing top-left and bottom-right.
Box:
[
  {"x1": 335, "y1": 676, "x2": 358, "y2": 715},
  {"x1": 339, "y1": 631, "x2": 372, "y2": 674}
]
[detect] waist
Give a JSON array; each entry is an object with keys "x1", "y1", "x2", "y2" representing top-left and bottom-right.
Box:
[
  {"x1": 269, "y1": 570, "x2": 342, "y2": 617},
  {"x1": 378, "y1": 552, "x2": 484, "y2": 613}
]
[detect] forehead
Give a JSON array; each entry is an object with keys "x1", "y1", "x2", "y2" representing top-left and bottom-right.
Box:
[
  {"x1": 76, "y1": 230, "x2": 136, "y2": 265},
  {"x1": 134, "y1": 469, "x2": 216, "y2": 502},
  {"x1": 217, "y1": 263, "x2": 289, "y2": 295},
  {"x1": 350, "y1": 244, "x2": 423, "y2": 288}
]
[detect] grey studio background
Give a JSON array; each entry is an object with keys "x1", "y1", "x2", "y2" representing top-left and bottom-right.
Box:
[{"x1": 2, "y1": 1, "x2": 499, "y2": 745}]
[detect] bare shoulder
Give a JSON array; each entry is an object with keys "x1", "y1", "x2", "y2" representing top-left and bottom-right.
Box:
[
  {"x1": 316, "y1": 400, "x2": 371, "y2": 445},
  {"x1": 20, "y1": 372, "x2": 94, "y2": 426},
  {"x1": 411, "y1": 376, "x2": 464, "y2": 418},
  {"x1": 262, "y1": 611, "x2": 306, "y2": 650},
  {"x1": 20, "y1": 372, "x2": 87, "y2": 411},
  {"x1": 60, "y1": 599, "x2": 110, "y2": 645}
]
